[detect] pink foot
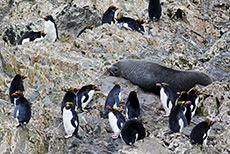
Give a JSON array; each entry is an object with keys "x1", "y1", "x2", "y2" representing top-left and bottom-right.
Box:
[
  {"x1": 112, "y1": 135, "x2": 118, "y2": 139},
  {"x1": 65, "y1": 134, "x2": 72, "y2": 139}
]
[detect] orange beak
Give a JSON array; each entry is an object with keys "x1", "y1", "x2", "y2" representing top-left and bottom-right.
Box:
[
  {"x1": 185, "y1": 101, "x2": 191, "y2": 105},
  {"x1": 106, "y1": 105, "x2": 112, "y2": 110},
  {"x1": 11, "y1": 93, "x2": 17, "y2": 96},
  {"x1": 156, "y1": 83, "x2": 161, "y2": 86}
]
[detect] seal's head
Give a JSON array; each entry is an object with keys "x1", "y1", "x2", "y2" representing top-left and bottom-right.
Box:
[{"x1": 107, "y1": 62, "x2": 121, "y2": 77}]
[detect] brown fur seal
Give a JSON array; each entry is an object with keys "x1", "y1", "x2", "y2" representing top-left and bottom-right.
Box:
[{"x1": 107, "y1": 59, "x2": 212, "y2": 97}]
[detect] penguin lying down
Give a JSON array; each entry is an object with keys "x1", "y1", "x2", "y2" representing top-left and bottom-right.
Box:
[{"x1": 18, "y1": 31, "x2": 47, "y2": 45}]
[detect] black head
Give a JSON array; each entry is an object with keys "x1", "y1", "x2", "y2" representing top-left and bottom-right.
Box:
[
  {"x1": 114, "y1": 84, "x2": 121, "y2": 89},
  {"x1": 109, "y1": 5, "x2": 119, "y2": 11},
  {"x1": 40, "y1": 31, "x2": 47, "y2": 37},
  {"x1": 65, "y1": 102, "x2": 73, "y2": 109},
  {"x1": 43, "y1": 14, "x2": 54, "y2": 22},
  {"x1": 136, "y1": 19, "x2": 146, "y2": 24},
  {"x1": 90, "y1": 84, "x2": 101, "y2": 91},
  {"x1": 156, "y1": 82, "x2": 169, "y2": 88},
  {"x1": 204, "y1": 119, "x2": 217, "y2": 126},
  {"x1": 68, "y1": 87, "x2": 79, "y2": 94},
  {"x1": 11, "y1": 90, "x2": 23, "y2": 98},
  {"x1": 129, "y1": 91, "x2": 137, "y2": 97},
  {"x1": 15, "y1": 73, "x2": 27, "y2": 80}
]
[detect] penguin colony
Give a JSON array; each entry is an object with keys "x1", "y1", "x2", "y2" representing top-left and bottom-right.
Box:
[{"x1": 8, "y1": 0, "x2": 218, "y2": 151}]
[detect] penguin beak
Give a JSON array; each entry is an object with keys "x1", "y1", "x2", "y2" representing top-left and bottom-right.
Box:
[
  {"x1": 96, "y1": 88, "x2": 101, "y2": 91},
  {"x1": 11, "y1": 93, "x2": 17, "y2": 96},
  {"x1": 185, "y1": 101, "x2": 191, "y2": 105},
  {"x1": 77, "y1": 88, "x2": 81, "y2": 90},
  {"x1": 198, "y1": 91, "x2": 204, "y2": 95},
  {"x1": 44, "y1": 33, "x2": 47, "y2": 36},
  {"x1": 115, "y1": 7, "x2": 119, "y2": 10},
  {"x1": 114, "y1": 17, "x2": 117, "y2": 19},
  {"x1": 156, "y1": 83, "x2": 161, "y2": 86},
  {"x1": 212, "y1": 120, "x2": 217, "y2": 124},
  {"x1": 106, "y1": 105, "x2": 112, "y2": 110},
  {"x1": 66, "y1": 104, "x2": 70, "y2": 108},
  {"x1": 43, "y1": 16, "x2": 46, "y2": 20},
  {"x1": 22, "y1": 76, "x2": 27, "y2": 79},
  {"x1": 91, "y1": 25, "x2": 95, "y2": 28},
  {"x1": 143, "y1": 20, "x2": 146, "y2": 23},
  {"x1": 177, "y1": 92, "x2": 181, "y2": 95}
]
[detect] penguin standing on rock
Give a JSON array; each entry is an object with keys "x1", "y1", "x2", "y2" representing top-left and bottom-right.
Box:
[
  {"x1": 102, "y1": 5, "x2": 119, "y2": 24},
  {"x1": 43, "y1": 14, "x2": 58, "y2": 42},
  {"x1": 9, "y1": 73, "x2": 27, "y2": 104},
  {"x1": 77, "y1": 84, "x2": 101, "y2": 112},
  {"x1": 148, "y1": 0, "x2": 162, "y2": 21},
  {"x1": 190, "y1": 119, "x2": 217, "y2": 145},
  {"x1": 62, "y1": 102, "x2": 81, "y2": 139},
  {"x1": 156, "y1": 82, "x2": 175, "y2": 116},
  {"x1": 61, "y1": 87, "x2": 79, "y2": 113},
  {"x1": 120, "y1": 119, "x2": 145, "y2": 147},
  {"x1": 126, "y1": 91, "x2": 140, "y2": 119},
  {"x1": 77, "y1": 25, "x2": 95, "y2": 38},
  {"x1": 188, "y1": 88, "x2": 203, "y2": 118},
  {"x1": 18, "y1": 31, "x2": 47, "y2": 45},
  {"x1": 115, "y1": 16, "x2": 143, "y2": 34},
  {"x1": 166, "y1": 100, "x2": 191, "y2": 135},
  {"x1": 11, "y1": 91, "x2": 31, "y2": 130},
  {"x1": 102, "y1": 84, "x2": 121, "y2": 118},
  {"x1": 106, "y1": 105, "x2": 126, "y2": 139}
]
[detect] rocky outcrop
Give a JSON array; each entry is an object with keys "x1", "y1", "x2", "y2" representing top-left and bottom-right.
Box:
[{"x1": 0, "y1": 0, "x2": 229, "y2": 153}]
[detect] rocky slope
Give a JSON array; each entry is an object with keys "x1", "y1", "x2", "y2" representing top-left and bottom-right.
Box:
[{"x1": 0, "y1": 0, "x2": 229, "y2": 154}]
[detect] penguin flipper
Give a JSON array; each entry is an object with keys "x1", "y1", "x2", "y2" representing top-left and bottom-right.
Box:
[
  {"x1": 114, "y1": 95, "x2": 120, "y2": 107},
  {"x1": 10, "y1": 96, "x2": 14, "y2": 104},
  {"x1": 118, "y1": 23, "x2": 123, "y2": 29},
  {"x1": 71, "y1": 111, "x2": 79, "y2": 128},
  {"x1": 82, "y1": 93, "x2": 89, "y2": 103}
]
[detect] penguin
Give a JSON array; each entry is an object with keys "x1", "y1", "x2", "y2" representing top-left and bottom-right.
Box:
[
  {"x1": 166, "y1": 100, "x2": 191, "y2": 135},
  {"x1": 17, "y1": 31, "x2": 47, "y2": 45},
  {"x1": 115, "y1": 16, "x2": 143, "y2": 34},
  {"x1": 102, "y1": 5, "x2": 119, "y2": 24},
  {"x1": 43, "y1": 14, "x2": 58, "y2": 42},
  {"x1": 106, "y1": 105, "x2": 126, "y2": 139},
  {"x1": 77, "y1": 25, "x2": 95, "y2": 38},
  {"x1": 156, "y1": 82, "x2": 175, "y2": 116},
  {"x1": 136, "y1": 19, "x2": 146, "y2": 32},
  {"x1": 188, "y1": 88, "x2": 203, "y2": 118},
  {"x1": 190, "y1": 119, "x2": 217, "y2": 145},
  {"x1": 120, "y1": 119, "x2": 145, "y2": 147},
  {"x1": 11, "y1": 91, "x2": 31, "y2": 130},
  {"x1": 102, "y1": 84, "x2": 121, "y2": 118},
  {"x1": 148, "y1": 0, "x2": 162, "y2": 21},
  {"x1": 62, "y1": 101, "x2": 81, "y2": 139},
  {"x1": 126, "y1": 91, "x2": 140, "y2": 119},
  {"x1": 76, "y1": 84, "x2": 101, "y2": 112},
  {"x1": 61, "y1": 87, "x2": 79, "y2": 113},
  {"x1": 9, "y1": 73, "x2": 27, "y2": 104},
  {"x1": 175, "y1": 91, "x2": 194, "y2": 125}
]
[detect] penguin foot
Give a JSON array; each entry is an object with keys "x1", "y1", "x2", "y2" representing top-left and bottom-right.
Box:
[
  {"x1": 164, "y1": 130, "x2": 174, "y2": 136},
  {"x1": 191, "y1": 120, "x2": 196, "y2": 124},
  {"x1": 65, "y1": 134, "x2": 73, "y2": 139},
  {"x1": 111, "y1": 135, "x2": 118, "y2": 139}
]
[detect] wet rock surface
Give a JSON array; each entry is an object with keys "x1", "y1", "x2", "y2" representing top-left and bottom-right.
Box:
[{"x1": 0, "y1": 0, "x2": 230, "y2": 154}]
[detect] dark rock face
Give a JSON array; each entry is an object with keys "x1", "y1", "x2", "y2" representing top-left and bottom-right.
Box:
[
  {"x1": 2, "y1": 26, "x2": 18, "y2": 45},
  {"x1": 56, "y1": 5, "x2": 101, "y2": 35}
]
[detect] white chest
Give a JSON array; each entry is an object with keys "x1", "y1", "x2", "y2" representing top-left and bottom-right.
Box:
[
  {"x1": 203, "y1": 129, "x2": 210, "y2": 145},
  {"x1": 108, "y1": 112, "x2": 121, "y2": 136},
  {"x1": 44, "y1": 20, "x2": 57, "y2": 42},
  {"x1": 63, "y1": 109, "x2": 76, "y2": 135},
  {"x1": 160, "y1": 88, "x2": 172, "y2": 115},
  {"x1": 81, "y1": 90, "x2": 95, "y2": 109},
  {"x1": 178, "y1": 118, "x2": 184, "y2": 132}
]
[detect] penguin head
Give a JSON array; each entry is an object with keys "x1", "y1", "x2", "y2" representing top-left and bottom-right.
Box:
[
  {"x1": 87, "y1": 25, "x2": 95, "y2": 30},
  {"x1": 90, "y1": 84, "x2": 101, "y2": 91},
  {"x1": 11, "y1": 90, "x2": 23, "y2": 98},
  {"x1": 15, "y1": 73, "x2": 27, "y2": 80},
  {"x1": 40, "y1": 31, "x2": 47, "y2": 37},
  {"x1": 178, "y1": 100, "x2": 191, "y2": 107},
  {"x1": 68, "y1": 87, "x2": 79, "y2": 94},
  {"x1": 189, "y1": 88, "x2": 203, "y2": 95},
  {"x1": 65, "y1": 102, "x2": 73, "y2": 109},
  {"x1": 43, "y1": 14, "x2": 54, "y2": 22},
  {"x1": 136, "y1": 19, "x2": 146, "y2": 24},
  {"x1": 156, "y1": 82, "x2": 169, "y2": 87},
  {"x1": 109, "y1": 5, "x2": 119, "y2": 11},
  {"x1": 205, "y1": 119, "x2": 217, "y2": 126}
]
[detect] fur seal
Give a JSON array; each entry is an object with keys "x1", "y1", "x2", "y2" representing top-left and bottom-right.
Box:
[{"x1": 107, "y1": 59, "x2": 212, "y2": 98}]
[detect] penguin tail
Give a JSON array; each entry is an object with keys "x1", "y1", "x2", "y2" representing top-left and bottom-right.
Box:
[
  {"x1": 164, "y1": 130, "x2": 174, "y2": 136},
  {"x1": 74, "y1": 131, "x2": 82, "y2": 139}
]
